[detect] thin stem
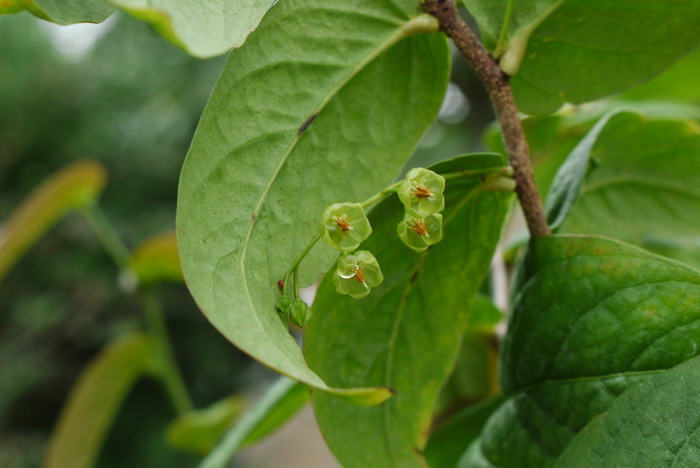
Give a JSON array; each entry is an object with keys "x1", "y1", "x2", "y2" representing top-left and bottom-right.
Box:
[
  {"x1": 82, "y1": 204, "x2": 131, "y2": 268},
  {"x1": 441, "y1": 165, "x2": 511, "y2": 180},
  {"x1": 360, "y1": 181, "x2": 402, "y2": 208},
  {"x1": 422, "y1": 0, "x2": 551, "y2": 237},
  {"x1": 495, "y1": 0, "x2": 515, "y2": 56},
  {"x1": 142, "y1": 290, "x2": 194, "y2": 414}
]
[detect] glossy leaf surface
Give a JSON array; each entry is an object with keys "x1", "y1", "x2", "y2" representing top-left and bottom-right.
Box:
[
  {"x1": 462, "y1": 235, "x2": 700, "y2": 467},
  {"x1": 177, "y1": 0, "x2": 449, "y2": 399},
  {"x1": 306, "y1": 154, "x2": 511, "y2": 467},
  {"x1": 556, "y1": 356, "x2": 700, "y2": 467}
]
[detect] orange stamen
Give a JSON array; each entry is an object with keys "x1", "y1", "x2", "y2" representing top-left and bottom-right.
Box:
[
  {"x1": 354, "y1": 266, "x2": 366, "y2": 283},
  {"x1": 335, "y1": 216, "x2": 351, "y2": 232},
  {"x1": 413, "y1": 185, "x2": 432, "y2": 199},
  {"x1": 409, "y1": 221, "x2": 429, "y2": 236}
]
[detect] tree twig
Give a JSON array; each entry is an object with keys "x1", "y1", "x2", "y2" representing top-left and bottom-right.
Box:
[{"x1": 423, "y1": 0, "x2": 551, "y2": 237}]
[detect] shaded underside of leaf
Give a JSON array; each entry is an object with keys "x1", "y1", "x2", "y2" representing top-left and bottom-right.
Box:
[
  {"x1": 43, "y1": 333, "x2": 156, "y2": 468},
  {"x1": 0, "y1": 160, "x2": 106, "y2": 281},
  {"x1": 556, "y1": 356, "x2": 700, "y2": 467},
  {"x1": 111, "y1": 0, "x2": 275, "y2": 58},
  {"x1": 176, "y1": 0, "x2": 449, "y2": 398},
  {"x1": 462, "y1": 235, "x2": 700, "y2": 467},
  {"x1": 306, "y1": 154, "x2": 511, "y2": 467}
]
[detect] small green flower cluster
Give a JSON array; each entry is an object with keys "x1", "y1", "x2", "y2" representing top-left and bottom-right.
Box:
[
  {"x1": 395, "y1": 168, "x2": 445, "y2": 253},
  {"x1": 319, "y1": 202, "x2": 382, "y2": 299},
  {"x1": 319, "y1": 168, "x2": 446, "y2": 299}
]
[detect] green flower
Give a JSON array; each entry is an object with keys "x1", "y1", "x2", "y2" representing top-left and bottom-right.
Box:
[
  {"x1": 276, "y1": 294, "x2": 293, "y2": 314},
  {"x1": 320, "y1": 202, "x2": 372, "y2": 252},
  {"x1": 287, "y1": 298, "x2": 312, "y2": 327},
  {"x1": 398, "y1": 168, "x2": 445, "y2": 217},
  {"x1": 397, "y1": 213, "x2": 443, "y2": 252},
  {"x1": 333, "y1": 250, "x2": 383, "y2": 299}
]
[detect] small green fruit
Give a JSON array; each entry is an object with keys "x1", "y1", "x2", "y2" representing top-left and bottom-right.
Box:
[
  {"x1": 333, "y1": 250, "x2": 383, "y2": 299},
  {"x1": 398, "y1": 168, "x2": 445, "y2": 217},
  {"x1": 287, "y1": 298, "x2": 311, "y2": 327},
  {"x1": 320, "y1": 202, "x2": 372, "y2": 252},
  {"x1": 397, "y1": 213, "x2": 443, "y2": 252}
]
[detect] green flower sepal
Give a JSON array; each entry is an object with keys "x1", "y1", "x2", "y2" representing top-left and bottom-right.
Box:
[
  {"x1": 333, "y1": 250, "x2": 383, "y2": 299},
  {"x1": 397, "y1": 213, "x2": 443, "y2": 253},
  {"x1": 287, "y1": 298, "x2": 312, "y2": 327},
  {"x1": 320, "y1": 202, "x2": 372, "y2": 252},
  {"x1": 398, "y1": 168, "x2": 445, "y2": 217}
]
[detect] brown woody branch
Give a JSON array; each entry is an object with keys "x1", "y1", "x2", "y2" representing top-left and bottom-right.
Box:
[{"x1": 423, "y1": 0, "x2": 551, "y2": 237}]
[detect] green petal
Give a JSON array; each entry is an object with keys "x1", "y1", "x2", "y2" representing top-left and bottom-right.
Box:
[
  {"x1": 397, "y1": 213, "x2": 443, "y2": 253},
  {"x1": 320, "y1": 202, "x2": 372, "y2": 252}
]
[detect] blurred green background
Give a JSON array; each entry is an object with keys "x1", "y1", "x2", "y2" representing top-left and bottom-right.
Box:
[{"x1": 0, "y1": 11, "x2": 490, "y2": 467}]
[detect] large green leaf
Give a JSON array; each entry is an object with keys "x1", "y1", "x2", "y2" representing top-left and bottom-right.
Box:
[
  {"x1": 110, "y1": 0, "x2": 274, "y2": 58},
  {"x1": 176, "y1": 0, "x2": 449, "y2": 401},
  {"x1": 461, "y1": 235, "x2": 700, "y2": 467},
  {"x1": 305, "y1": 154, "x2": 511, "y2": 467},
  {"x1": 0, "y1": 160, "x2": 106, "y2": 281},
  {"x1": 463, "y1": 0, "x2": 700, "y2": 114},
  {"x1": 43, "y1": 333, "x2": 156, "y2": 468},
  {"x1": 425, "y1": 397, "x2": 503, "y2": 468},
  {"x1": 556, "y1": 356, "x2": 700, "y2": 467},
  {"x1": 545, "y1": 112, "x2": 700, "y2": 265},
  {"x1": 484, "y1": 102, "x2": 700, "y2": 199},
  {"x1": 0, "y1": 0, "x2": 114, "y2": 24}
]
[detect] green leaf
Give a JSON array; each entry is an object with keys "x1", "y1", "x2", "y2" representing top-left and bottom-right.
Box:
[
  {"x1": 555, "y1": 356, "x2": 700, "y2": 467},
  {"x1": 176, "y1": 0, "x2": 449, "y2": 401},
  {"x1": 198, "y1": 377, "x2": 309, "y2": 468},
  {"x1": 127, "y1": 231, "x2": 183, "y2": 286},
  {"x1": 166, "y1": 396, "x2": 246, "y2": 455},
  {"x1": 44, "y1": 333, "x2": 157, "y2": 468},
  {"x1": 425, "y1": 397, "x2": 503, "y2": 468},
  {"x1": 0, "y1": 160, "x2": 107, "y2": 281},
  {"x1": 484, "y1": 102, "x2": 700, "y2": 199},
  {"x1": 110, "y1": 0, "x2": 274, "y2": 58},
  {"x1": 305, "y1": 154, "x2": 511, "y2": 468},
  {"x1": 620, "y1": 46, "x2": 700, "y2": 103},
  {"x1": 436, "y1": 295, "x2": 502, "y2": 416},
  {"x1": 461, "y1": 235, "x2": 700, "y2": 467},
  {"x1": 548, "y1": 112, "x2": 700, "y2": 264},
  {"x1": 544, "y1": 109, "x2": 625, "y2": 230},
  {"x1": 464, "y1": 0, "x2": 700, "y2": 114},
  {"x1": 2, "y1": 0, "x2": 114, "y2": 24}
]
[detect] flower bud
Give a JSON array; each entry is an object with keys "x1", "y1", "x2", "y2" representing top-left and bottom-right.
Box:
[
  {"x1": 276, "y1": 294, "x2": 293, "y2": 313},
  {"x1": 397, "y1": 213, "x2": 443, "y2": 252},
  {"x1": 398, "y1": 168, "x2": 445, "y2": 217},
  {"x1": 320, "y1": 202, "x2": 372, "y2": 252},
  {"x1": 333, "y1": 250, "x2": 383, "y2": 299},
  {"x1": 287, "y1": 298, "x2": 312, "y2": 327}
]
